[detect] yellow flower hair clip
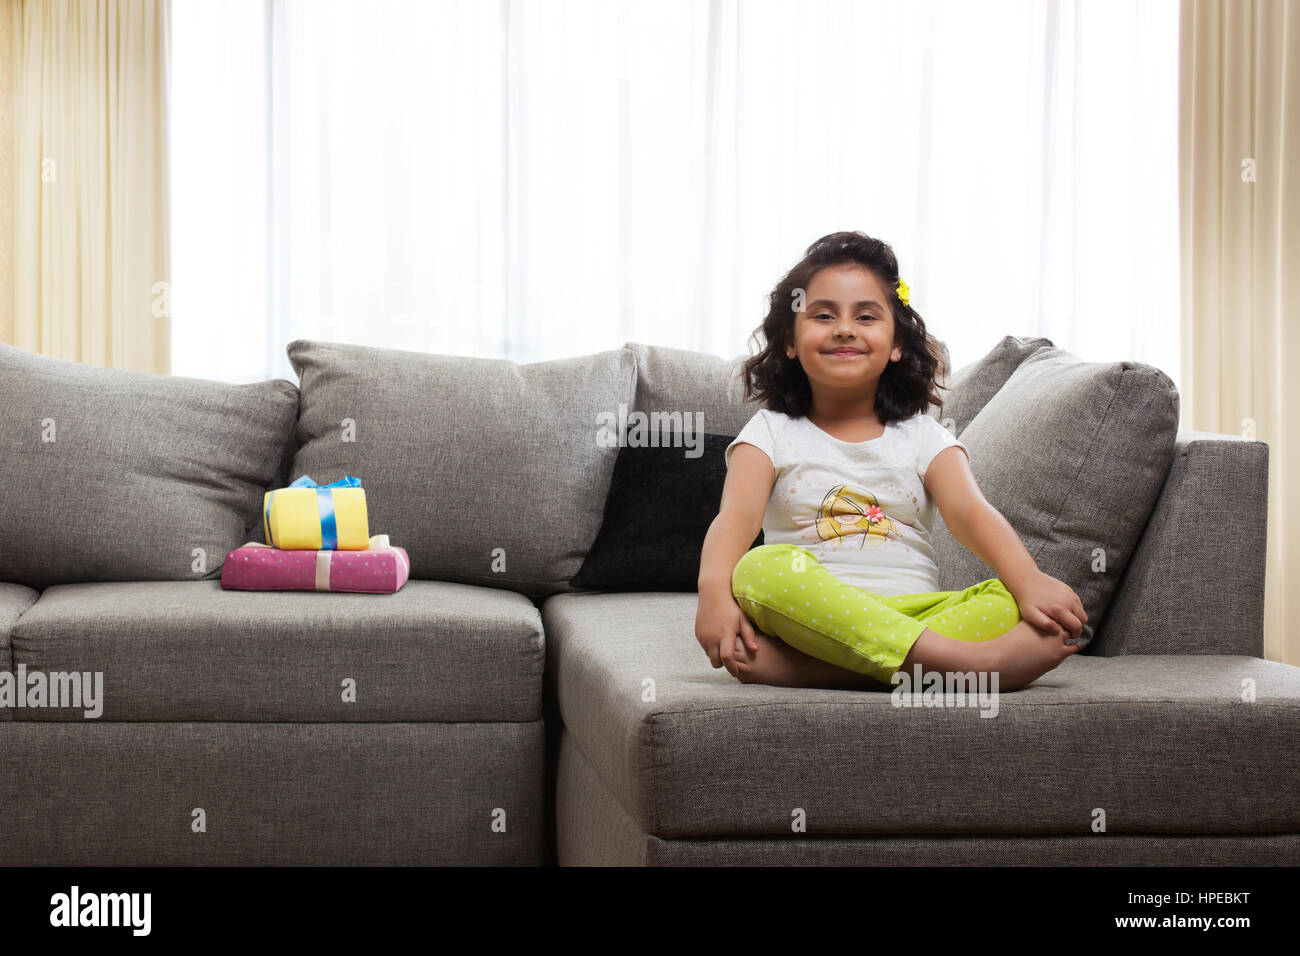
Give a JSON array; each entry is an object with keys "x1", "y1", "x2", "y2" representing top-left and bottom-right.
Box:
[{"x1": 896, "y1": 278, "x2": 910, "y2": 307}]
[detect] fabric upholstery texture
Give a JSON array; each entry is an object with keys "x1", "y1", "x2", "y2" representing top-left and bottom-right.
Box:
[
  {"x1": 288, "y1": 339, "x2": 636, "y2": 598},
  {"x1": 543, "y1": 590, "x2": 1300, "y2": 839},
  {"x1": 0, "y1": 344, "x2": 299, "y2": 589},
  {"x1": 939, "y1": 335, "x2": 1053, "y2": 434},
  {"x1": 571, "y1": 433, "x2": 762, "y2": 592},
  {"x1": 0, "y1": 721, "x2": 543, "y2": 865},
  {"x1": 1091, "y1": 429, "x2": 1269, "y2": 657},
  {"x1": 556, "y1": 733, "x2": 1300, "y2": 865},
  {"x1": 10, "y1": 580, "x2": 543, "y2": 722},
  {"x1": 929, "y1": 347, "x2": 1180, "y2": 644},
  {"x1": 623, "y1": 342, "x2": 760, "y2": 437},
  {"x1": 0, "y1": 583, "x2": 40, "y2": 723}
]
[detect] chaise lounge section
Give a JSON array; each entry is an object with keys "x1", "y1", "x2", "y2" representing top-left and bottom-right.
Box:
[{"x1": 545, "y1": 340, "x2": 1300, "y2": 866}]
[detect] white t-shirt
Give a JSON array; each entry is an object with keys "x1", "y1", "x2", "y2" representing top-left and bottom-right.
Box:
[{"x1": 725, "y1": 409, "x2": 968, "y2": 597}]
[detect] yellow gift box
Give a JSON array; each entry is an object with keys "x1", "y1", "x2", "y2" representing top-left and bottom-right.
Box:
[{"x1": 262, "y1": 475, "x2": 370, "y2": 550}]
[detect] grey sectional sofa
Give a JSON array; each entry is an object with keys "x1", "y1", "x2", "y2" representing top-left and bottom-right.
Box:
[{"x1": 1, "y1": 336, "x2": 1296, "y2": 866}]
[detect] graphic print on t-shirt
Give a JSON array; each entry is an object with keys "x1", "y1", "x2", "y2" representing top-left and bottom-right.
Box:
[{"x1": 814, "y1": 482, "x2": 912, "y2": 549}]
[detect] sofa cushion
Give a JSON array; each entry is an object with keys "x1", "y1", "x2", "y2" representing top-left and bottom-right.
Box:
[
  {"x1": 571, "y1": 433, "x2": 763, "y2": 593},
  {"x1": 9, "y1": 580, "x2": 542, "y2": 721},
  {"x1": 940, "y1": 335, "x2": 1053, "y2": 435},
  {"x1": 623, "y1": 342, "x2": 759, "y2": 437},
  {"x1": 0, "y1": 583, "x2": 40, "y2": 723},
  {"x1": 543, "y1": 590, "x2": 1300, "y2": 837},
  {"x1": 288, "y1": 339, "x2": 636, "y2": 598},
  {"x1": 555, "y1": 726, "x2": 1300, "y2": 865},
  {"x1": 0, "y1": 344, "x2": 298, "y2": 589},
  {"x1": 930, "y1": 347, "x2": 1180, "y2": 648}
]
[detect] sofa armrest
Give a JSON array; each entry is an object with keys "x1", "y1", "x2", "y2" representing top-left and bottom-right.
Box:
[{"x1": 1091, "y1": 429, "x2": 1268, "y2": 657}]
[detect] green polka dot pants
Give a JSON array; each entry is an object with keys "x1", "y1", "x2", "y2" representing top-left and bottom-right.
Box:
[{"x1": 730, "y1": 543, "x2": 1022, "y2": 685}]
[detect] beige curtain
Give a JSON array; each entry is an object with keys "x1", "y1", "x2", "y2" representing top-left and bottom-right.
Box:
[
  {"x1": 7, "y1": 0, "x2": 169, "y2": 372},
  {"x1": 0, "y1": 1, "x2": 12, "y2": 347},
  {"x1": 1181, "y1": 0, "x2": 1299, "y2": 666}
]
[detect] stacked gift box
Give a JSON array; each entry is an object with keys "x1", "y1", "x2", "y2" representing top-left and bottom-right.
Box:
[{"x1": 221, "y1": 475, "x2": 410, "y2": 594}]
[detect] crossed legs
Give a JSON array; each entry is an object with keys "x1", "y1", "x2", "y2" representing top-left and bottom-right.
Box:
[{"x1": 728, "y1": 544, "x2": 1079, "y2": 691}]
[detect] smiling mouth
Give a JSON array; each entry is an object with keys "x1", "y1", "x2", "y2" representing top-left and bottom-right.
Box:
[{"x1": 827, "y1": 349, "x2": 864, "y2": 356}]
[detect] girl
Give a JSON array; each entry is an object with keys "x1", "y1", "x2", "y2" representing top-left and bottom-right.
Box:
[{"x1": 695, "y1": 231, "x2": 1086, "y2": 692}]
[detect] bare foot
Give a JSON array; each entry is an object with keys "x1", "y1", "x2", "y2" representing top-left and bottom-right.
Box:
[
  {"x1": 728, "y1": 629, "x2": 887, "y2": 690},
  {"x1": 981, "y1": 619, "x2": 1081, "y2": 690}
]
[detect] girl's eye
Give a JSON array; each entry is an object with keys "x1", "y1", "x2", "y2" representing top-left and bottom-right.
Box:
[{"x1": 813, "y1": 313, "x2": 875, "y2": 321}]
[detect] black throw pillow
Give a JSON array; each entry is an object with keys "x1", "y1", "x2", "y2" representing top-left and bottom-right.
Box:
[{"x1": 571, "y1": 432, "x2": 764, "y2": 592}]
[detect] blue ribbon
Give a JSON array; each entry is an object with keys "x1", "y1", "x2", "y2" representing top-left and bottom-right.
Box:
[{"x1": 267, "y1": 475, "x2": 362, "y2": 549}]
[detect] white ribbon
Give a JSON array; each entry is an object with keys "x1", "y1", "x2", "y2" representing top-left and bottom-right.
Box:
[{"x1": 315, "y1": 551, "x2": 332, "y2": 591}]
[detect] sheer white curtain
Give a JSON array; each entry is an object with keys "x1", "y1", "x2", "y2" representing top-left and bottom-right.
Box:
[{"x1": 171, "y1": 0, "x2": 1180, "y2": 399}]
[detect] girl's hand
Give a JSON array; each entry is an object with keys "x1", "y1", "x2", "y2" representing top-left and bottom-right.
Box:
[
  {"x1": 695, "y1": 588, "x2": 760, "y2": 675},
  {"x1": 1008, "y1": 570, "x2": 1087, "y2": 640}
]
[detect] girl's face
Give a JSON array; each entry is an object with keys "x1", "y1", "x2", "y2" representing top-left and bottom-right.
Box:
[{"x1": 785, "y1": 264, "x2": 903, "y2": 397}]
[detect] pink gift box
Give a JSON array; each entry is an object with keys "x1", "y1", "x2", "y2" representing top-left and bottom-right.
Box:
[{"x1": 221, "y1": 534, "x2": 410, "y2": 594}]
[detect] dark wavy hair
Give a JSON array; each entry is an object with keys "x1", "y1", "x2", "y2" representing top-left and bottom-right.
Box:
[{"x1": 738, "y1": 231, "x2": 948, "y2": 424}]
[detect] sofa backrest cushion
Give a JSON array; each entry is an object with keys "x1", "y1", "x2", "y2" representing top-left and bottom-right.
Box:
[
  {"x1": 288, "y1": 339, "x2": 637, "y2": 598},
  {"x1": 571, "y1": 433, "x2": 764, "y2": 593},
  {"x1": 0, "y1": 343, "x2": 299, "y2": 589},
  {"x1": 623, "y1": 342, "x2": 760, "y2": 436},
  {"x1": 940, "y1": 335, "x2": 1054, "y2": 435},
  {"x1": 930, "y1": 346, "x2": 1180, "y2": 649}
]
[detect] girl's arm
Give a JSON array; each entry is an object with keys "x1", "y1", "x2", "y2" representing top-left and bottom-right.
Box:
[
  {"x1": 699, "y1": 442, "x2": 773, "y2": 597},
  {"x1": 924, "y1": 447, "x2": 1087, "y2": 637},
  {"x1": 697, "y1": 442, "x2": 774, "y2": 664},
  {"x1": 925, "y1": 447, "x2": 1036, "y2": 588}
]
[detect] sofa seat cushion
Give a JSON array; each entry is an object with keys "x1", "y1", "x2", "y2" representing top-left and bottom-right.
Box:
[
  {"x1": 0, "y1": 583, "x2": 41, "y2": 722},
  {"x1": 10, "y1": 581, "x2": 542, "y2": 722},
  {"x1": 544, "y1": 591, "x2": 1300, "y2": 838}
]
